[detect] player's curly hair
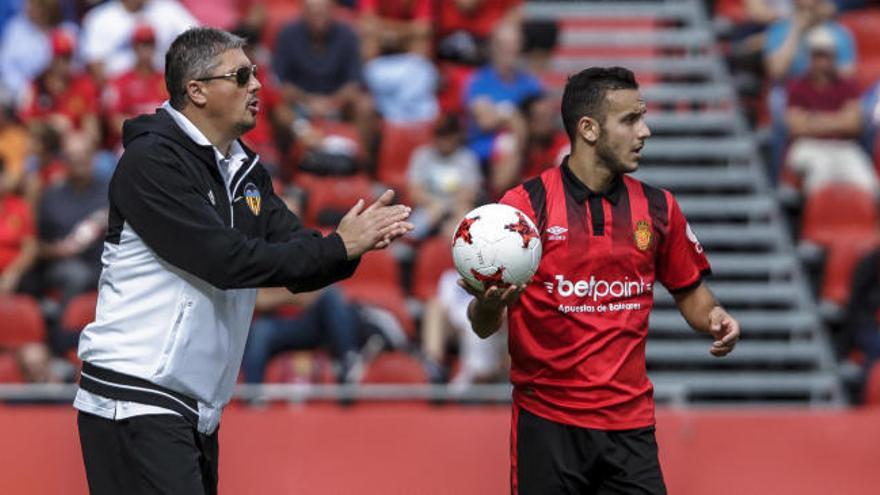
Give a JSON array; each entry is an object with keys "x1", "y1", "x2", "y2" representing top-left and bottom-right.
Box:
[{"x1": 561, "y1": 67, "x2": 638, "y2": 144}]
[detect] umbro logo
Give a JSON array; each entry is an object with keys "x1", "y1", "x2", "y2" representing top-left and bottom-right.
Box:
[
  {"x1": 546, "y1": 225, "x2": 567, "y2": 241},
  {"x1": 543, "y1": 282, "x2": 555, "y2": 293}
]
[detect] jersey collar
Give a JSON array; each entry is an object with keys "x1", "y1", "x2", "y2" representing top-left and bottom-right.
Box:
[{"x1": 560, "y1": 156, "x2": 624, "y2": 205}]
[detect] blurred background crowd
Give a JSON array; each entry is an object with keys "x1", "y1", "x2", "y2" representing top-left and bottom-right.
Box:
[{"x1": 1, "y1": 0, "x2": 879, "y2": 406}]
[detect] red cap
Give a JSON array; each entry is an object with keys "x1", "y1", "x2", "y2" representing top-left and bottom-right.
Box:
[
  {"x1": 132, "y1": 24, "x2": 156, "y2": 45},
  {"x1": 50, "y1": 29, "x2": 75, "y2": 57}
]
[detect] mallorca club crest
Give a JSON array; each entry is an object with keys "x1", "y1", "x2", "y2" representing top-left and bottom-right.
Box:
[
  {"x1": 243, "y1": 183, "x2": 261, "y2": 216},
  {"x1": 634, "y1": 220, "x2": 653, "y2": 251}
]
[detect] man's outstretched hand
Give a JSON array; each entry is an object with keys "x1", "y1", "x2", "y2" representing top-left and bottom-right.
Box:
[{"x1": 336, "y1": 189, "x2": 414, "y2": 260}]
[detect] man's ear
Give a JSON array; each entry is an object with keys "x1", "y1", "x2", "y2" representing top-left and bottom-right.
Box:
[
  {"x1": 185, "y1": 81, "x2": 208, "y2": 108},
  {"x1": 578, "y1": 116, "x2": 600, "y2": 144}
]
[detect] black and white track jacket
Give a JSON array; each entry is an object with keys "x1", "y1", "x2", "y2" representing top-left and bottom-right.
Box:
[{"x1": 76, "y1": 108, "x2": 358, "y2": 432}]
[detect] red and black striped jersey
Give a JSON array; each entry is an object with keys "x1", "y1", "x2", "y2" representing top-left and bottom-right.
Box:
[{"x1": 499, "y1": 158, "x2": 710, "y2": 430}]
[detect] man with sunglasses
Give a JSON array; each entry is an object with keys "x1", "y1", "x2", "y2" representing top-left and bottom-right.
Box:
[{"x1": 74, "y1": 27, "x2": 413, "y2": 494}]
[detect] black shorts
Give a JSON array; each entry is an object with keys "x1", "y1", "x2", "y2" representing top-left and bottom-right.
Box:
[
  {"x1": 77, "y1": 411, "x2": 219, "y2": 495},
  {"x1": 511, "y1": 405, "x2": 667, "y2": 495}
]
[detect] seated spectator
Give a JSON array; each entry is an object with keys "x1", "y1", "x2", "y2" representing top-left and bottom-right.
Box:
[
  {"x1": 407, "y1": 115, "x2": 481, "y2": 240},
  {"x1": 289, "y1": 118, "x2": 364, "y2": 178},
  {"x1": 435, "y1": 0, "x2": 523, "y2": 66},
  {"x1": 273, "y1": 0, "x2": 366, "y2": 121},
  {"x1": 79, "y1": 0, "x2": 198, "y2": 81},
  {"x1": 490, "y1": 92, "x2": 568, "y2": 196},
  {"x1": 242, "y1": 286, "x2": 363, "y2": 384},
  {"x1": 21, "y1": 122, "x2": 65, "y2": 206},
  {"x1": 102, "y1": 25, "x2": 166, "y2": 148},
  {"x1": 18, "y1": 29, "x2": 101, "y2": 143},
  {"x1": 422, "y1": 268, "x2": 506, "y2": 385},
  {"x1": 784, "y1": 27, "x2": 876, "y2": 194},
  {"x1": 0, "y1": 101, "x2": 29, "y2": 190},
  {"x1": 37, "y1": 132, "x2": 108, "y2": 348},
  {"x1": 241, "y1": 187, "x2": 362, "y2": 384},
  {"x1": 364, "y1": 33, "x2": 439, "y2": 125},
  {"x1": 463, "y1": 22, "x2": 543, "y2": 167},
  {"x1": 521, "y1": 18, "x2": 559, "y2": 75},
  {"x1": 0, "y1": 158, "x2": 37, "y2": 295},
  {"x1": 763, "y1": 0, "x2": 855, "y2": 179},
  {"x1": 358, "y1": 0, "x2": 432, "y2": 60},
  {"x1": 0, "y1": 0, "x2": 71, "y2": 105}
]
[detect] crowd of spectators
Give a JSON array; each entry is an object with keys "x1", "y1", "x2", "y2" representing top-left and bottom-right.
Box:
[
  {"x1": 717, "y1": 0, "x2": 880, "y2": 401},
  {"x1": 0, "y1": 0, "x2": 562, "y2": 388}
]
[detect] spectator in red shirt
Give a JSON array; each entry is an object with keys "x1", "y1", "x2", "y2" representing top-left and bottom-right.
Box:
[
  {"x1": 490, "y1": 92, "x2": 569, "y2": 197},
  {"x1": 359, "y1": 0, "x2": 432, "y2": 59},
  {"x1": 103, "y1": 25, "x2": 168, "y2": 148},
  {"x1": 19, "y1": 29, "x2": 101, "y2": 144},
  {"x1": 784, "y1": 26, "x2": 876, "y2": 194},
  {"x1": 435, "y1": 0, "x2": 522, "y2": 65},
  {"x1": 0, "y1": 158, "x2": 37, "y2": 294}
]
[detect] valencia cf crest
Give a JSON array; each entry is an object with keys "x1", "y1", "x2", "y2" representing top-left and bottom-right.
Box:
[
  {"x1": 243, "y1": 183, "x2": 261, "y2": 216},
  {"x1": 634, "y1": 220, "x2": 653, "y2": 251}
]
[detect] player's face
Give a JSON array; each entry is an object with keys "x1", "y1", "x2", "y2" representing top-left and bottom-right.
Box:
[
  {"x1": 201, "y1": 48, "x2": 261, "y2": 137},
  {"x1": 596, "y1": 89, "x2": 650, "y2": 174}
]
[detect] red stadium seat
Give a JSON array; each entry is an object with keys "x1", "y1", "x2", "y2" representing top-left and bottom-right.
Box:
[
  {"x1": 340, "y1": 250, "x2": 415, "y2": 338},
  {"x1": 864, "y1": 360, "x2": 880, "y2": 406},
  {"x1": 839, "y1": 10, "x2": 880, "y2": 63},
  {"x1": 412, "y1": 236, "x2": 455, "y2": 301},
  {"x1": 263, "y1": 351, "x2": 334, "y2": 384},
  {"x1": 62, "y1": 291, "x2": 97, "y2": 333},
  {"x1": 0, "y1": 295, "x2": 45, "y2": 349},
  {"x1": 376, "y1": 120, "x2": 433, "y2": 197},
  {"x1": 361, "y1": 351, "x2": 428, "y2": 384},
  {"x1": 296, "y1": 174, "x2": 375, "y2": 227},
  {"x1": 800, "y1": 185, "x2": 879, "y2": 245},
  {"x1": 0, "y1": 352, "x2": 23, "y2": 383},
  {"x1": 819, "y1": 235, "x2": 880, "y2": 306}
]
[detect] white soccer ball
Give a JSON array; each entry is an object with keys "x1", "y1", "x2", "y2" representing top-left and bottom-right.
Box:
[{"x1": 451, "y1": 203, "x2": 543, "y2": 291}]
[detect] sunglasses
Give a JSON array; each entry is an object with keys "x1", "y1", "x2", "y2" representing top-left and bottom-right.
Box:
[{"x1": 195, "y1": 65, "x2": 257, "y2": 87}]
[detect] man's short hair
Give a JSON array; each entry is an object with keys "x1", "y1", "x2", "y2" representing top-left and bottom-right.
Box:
[
  {"x1": 165, "y1": 27, "x2": 246, "y2": 110},
  {"x1": 561, "y1": 67, "x2": 638, "y2": 143}
]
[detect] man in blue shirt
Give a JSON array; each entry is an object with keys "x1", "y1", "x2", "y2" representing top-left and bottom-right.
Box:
[
  {"x1": 272, "y1": 0, "x2": 364, "y2": 119},
  {"x1": 463, "y1": 22, "x2": 543, "y2": 165}
]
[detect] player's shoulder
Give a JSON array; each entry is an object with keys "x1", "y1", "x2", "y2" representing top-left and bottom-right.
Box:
[{"x1": 623, "y1": 174, "x2": 674, "y2": 202}]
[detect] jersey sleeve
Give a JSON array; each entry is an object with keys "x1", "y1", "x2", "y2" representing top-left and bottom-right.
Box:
[
  {"x1": 499, "y1": 185, "x2": 537, "y2": 226},
  {"x1": 656, "y1": 193, "x2": 711, "y2": 293}
]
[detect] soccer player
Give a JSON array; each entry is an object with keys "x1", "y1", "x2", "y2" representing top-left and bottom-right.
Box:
[{"x1": 461, "y1": 67, "x2": 741, "y2": 494}]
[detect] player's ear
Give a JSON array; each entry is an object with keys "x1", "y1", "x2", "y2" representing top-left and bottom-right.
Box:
[{"x1": 578, "y1": 116, "x2": 599, "y2": 144}]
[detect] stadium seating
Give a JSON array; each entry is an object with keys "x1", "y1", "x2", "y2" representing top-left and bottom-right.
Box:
[
  {"x1": 411, "y1": 236, "x2": 455, "y2": 301},
  {"x1": 61, "y1": 291, "x2": 97, "y2": 333},
  {"x1": 376, "y1": 120, "x2": 434, "y2": 201},
  {"x1": 361, "y1": 351, "x2": 428, "y2": 384},
  {"x1": 0, "y1": 295, "x2": 45, "y2": 349},
  {"x1": 340, "y1": 250, "x2": 415, "y2": 338},
  {"x1": 296, "y1": 174, "x2": 375, "y2": 227}
]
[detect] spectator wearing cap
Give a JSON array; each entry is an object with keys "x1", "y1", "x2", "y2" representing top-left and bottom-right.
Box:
[
  {"x1": 19, "y1": 29, "x2": 101, "y2": 143},
  {"x1": 102, "y1": 24, "x2": 167, "y2": 149},
  {"x1": 0, "y1": 0, "x2": 74, "y2": 104},
  {"x1": 764, "y1": 0, "x2": 855, "y2": 81},
  {"x1": 79, "y1": 0, "x2": 198, "y2": 81},
  {"x1": 783, "y1": 26, "x2": 876, "y2": 194},
  {"x1": 406, "y1": 114, "x2": 481, "y2": 240}
]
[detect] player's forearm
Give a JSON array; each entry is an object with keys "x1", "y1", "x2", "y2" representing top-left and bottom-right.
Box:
[
  {"x1": 467, "y1": 299, "x2": 504, "y2": 339},
  {"x1": 672, "y1": 282, "x2": 721, "y2": 334}
]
